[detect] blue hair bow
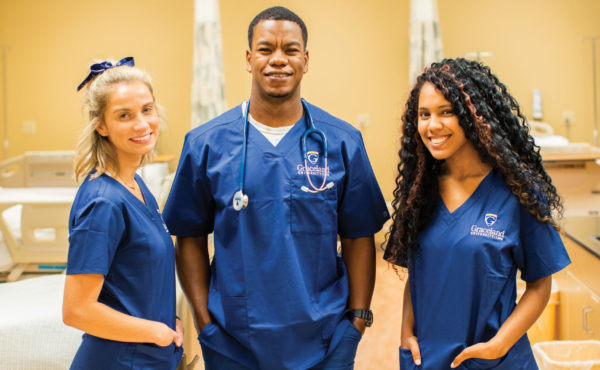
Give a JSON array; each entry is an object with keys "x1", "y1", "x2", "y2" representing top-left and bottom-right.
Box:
[{"x1": 76, "y1": 56, "x2": 135, "y2": 91}]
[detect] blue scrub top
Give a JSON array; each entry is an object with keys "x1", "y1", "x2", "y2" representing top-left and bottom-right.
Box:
[
  {"x1": 67, "y1": 173, "x2": 182, "y2": 370},
  {"x1": 163, "y1": 101, "x2": 389, "y2": 369},
  {"x1": 388, "y1": 170, "x2": 570, "y2": 370}
]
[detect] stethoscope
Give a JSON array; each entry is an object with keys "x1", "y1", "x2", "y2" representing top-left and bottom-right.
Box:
[{"x1": 232, "y1": 98, "x2": 334, "y2": 211}]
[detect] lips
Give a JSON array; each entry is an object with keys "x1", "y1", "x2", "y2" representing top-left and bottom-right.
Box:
[
  {"x1": 130, "y1": 133, "x2": 152, "y2": 143},
  {"x1": 265, "y1": 72, "x2": 292, "y2": 78},
  {"x1": 429, "y1": 134, "x2": 451, "y2": 146}
]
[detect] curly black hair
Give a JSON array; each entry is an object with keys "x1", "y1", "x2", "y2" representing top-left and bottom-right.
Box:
[{"x1": 384, "y1": 58, "x2": 562, "y2": 267}]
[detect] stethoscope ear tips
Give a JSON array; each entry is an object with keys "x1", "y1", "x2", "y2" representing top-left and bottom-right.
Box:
[
  {"x1": 233, "y1": 190, "x2": 249, "y2": 211},
  {"x1": 301, "y1": 182, "x2": 334, "y2": 193}
]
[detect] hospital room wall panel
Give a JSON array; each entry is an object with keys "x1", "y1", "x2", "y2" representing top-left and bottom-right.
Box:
[
  {"x1": 219, "y1": 0, "x2": 409, "y2": 201},
  {"x1": 0, "y1": 0, "x2": 193, "y2": 169},
  {"x1": 438, "y1": 0, "x2": 600, "y2": 147},
  {"x1": 2, "y1": 0, "x2": 600, "y2": 203}
]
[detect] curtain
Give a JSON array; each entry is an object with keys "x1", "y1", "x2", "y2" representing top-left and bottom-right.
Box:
[
  {"x1": 408, "y1": 0, "x2": 443, "y2": 86},
  {"x1": 192, "y1": 0, "x2": 226, "y2": 128}
]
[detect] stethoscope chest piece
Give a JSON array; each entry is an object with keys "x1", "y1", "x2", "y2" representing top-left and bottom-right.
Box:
[
  {"x1": 233, "y1": 98, "x2": 331, "y2": 211},
  {"x1": 233, "y1": 190, "x2": 249, "y2": 211}
]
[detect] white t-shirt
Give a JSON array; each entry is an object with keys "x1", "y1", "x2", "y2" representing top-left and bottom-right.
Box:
[{"x1": 248, "y1": 114, "x2": 294, "y2": 147}]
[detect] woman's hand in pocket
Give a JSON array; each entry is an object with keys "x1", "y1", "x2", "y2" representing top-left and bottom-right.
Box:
[
  {"x1": 401, "y1": 335, "x2": 421, "y2": 366},
  {"x1": 175, "y1": 318, "x2": 184, "y2": 347},
  {"x1": 450, "y1": 340, "x2": 505, "y2": 368}
]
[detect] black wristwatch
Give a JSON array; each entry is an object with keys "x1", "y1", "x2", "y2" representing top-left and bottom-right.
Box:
[{"x1": 351, "y1": 309, "x2": 373, "y2": 327}]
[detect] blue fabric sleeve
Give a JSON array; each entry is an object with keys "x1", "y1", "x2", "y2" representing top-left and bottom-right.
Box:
[
  {"x1": 338, "y1": 133, "x2": 389, "y2": 238},
  {"x1": 515, "y1": 206, "x2": 570, "y2": 282},
  {"x1": 66, "y1": 198, "x2": 125, "y2": 275},
  {"x1": 163, "y1": 134, "x2": 215, "y2": 236}
]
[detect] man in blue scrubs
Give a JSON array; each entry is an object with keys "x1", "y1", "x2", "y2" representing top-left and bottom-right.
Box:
[{"x1": 163, "y1": 6, "x2": 389, "y2": 370}]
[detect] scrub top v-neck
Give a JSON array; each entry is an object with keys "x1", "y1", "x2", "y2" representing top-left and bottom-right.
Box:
[
  {"x1": 393, "y1": 170, "x2": 570, "y2": 370},
  {"x1": 164, "y1": 101, "x2": 389, "y2": 369},
  {"x1": 67, "y1": 173, "x2": 182, "y2": 369}
]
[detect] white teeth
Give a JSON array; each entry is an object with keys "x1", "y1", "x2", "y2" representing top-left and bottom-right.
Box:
[
  {"x1": 131, "y1": 134, "x2": 151, "y2": 142},
  {"x1": 430, "y1": 135, "x2": 449, "y2": 144}
]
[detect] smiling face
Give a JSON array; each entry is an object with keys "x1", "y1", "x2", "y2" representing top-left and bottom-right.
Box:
[
  {"x1": 417, "y1": 82, "x2": 475, "y2": 162},
  {"x1": 246, "y1": 19, "x2": 309, "y2": 102},
  {"x1": 96, "y1": 81, "x2": 159, "y2": 166}
]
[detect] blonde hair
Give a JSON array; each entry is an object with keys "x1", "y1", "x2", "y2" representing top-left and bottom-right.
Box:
[{"x1": 74, "y1": 62, "x2": 165, "y2": 184}]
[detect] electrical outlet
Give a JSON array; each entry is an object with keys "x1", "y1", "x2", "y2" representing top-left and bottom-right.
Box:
[
  {"x1": 562, "y1": 111, "x2": 576, "y2": 126},
  {"x1": 22, "y1": 120, "x2": 36, "y2": 134},
  {"x1": 356, "y1": 113, "x2": 370, "y2": 129}
]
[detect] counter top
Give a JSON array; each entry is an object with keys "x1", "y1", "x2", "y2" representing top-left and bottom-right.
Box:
[{"x1": 562, "y1": 216, "x2": 600, "y2": 259}]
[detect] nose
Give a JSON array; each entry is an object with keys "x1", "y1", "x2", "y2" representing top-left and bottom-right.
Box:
[
  {"x1": 269, "y1": 48, "x2": 287, "y2": 66},
  {"x1": 133, "y1": 113, "x2": 151, "y2": 131},
  {"x1": 428, "y1": 114, "x2": 444, "y2": 131}
]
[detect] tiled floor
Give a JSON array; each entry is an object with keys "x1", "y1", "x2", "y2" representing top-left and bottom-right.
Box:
[{"x1": 354, "y1": 250, "x2": 406, "y2": 370}]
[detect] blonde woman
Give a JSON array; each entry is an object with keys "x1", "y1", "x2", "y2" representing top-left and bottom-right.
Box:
[{"x1": 63, "y1": 57, "x2": 183, "y2": 369}]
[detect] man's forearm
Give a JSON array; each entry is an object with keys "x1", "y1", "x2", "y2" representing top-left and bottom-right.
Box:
[
  {"x1": 175, "y1": 235, "x2": 212, "y2": 332},
  {"x1": 341, "y1": 236, "x2": 376, "y2": 311}
]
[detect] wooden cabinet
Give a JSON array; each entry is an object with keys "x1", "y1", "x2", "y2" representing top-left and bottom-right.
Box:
[{"x1": 554, "y1": 237, "x2": 600, "y2": 340}]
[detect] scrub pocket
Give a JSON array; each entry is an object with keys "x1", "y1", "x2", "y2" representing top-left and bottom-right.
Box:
[
  {"x1": 462, "y1": 357, "x2": 504, "y2": 370},
  {"x1": 290, "y1": 184, "x2": 337, "y2": 234},
  {"x1": 132, "y1": 343, "x2": 177, "y2": 369},
  {"x1": 312, "y1": 324, "x2": 361, "y2": 369},
  {"x1": 459, "y1": 343, "x2": 504, "y2": 370},
  {"x1": 399, "y1": 347, "x2": 421, "y2": 369}
]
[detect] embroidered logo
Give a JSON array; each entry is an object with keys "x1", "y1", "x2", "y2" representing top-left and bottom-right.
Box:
[
  {"x1": 297, "y1": 150, "x2": 330, "y2": 177},
  {"x1": 470, "y1": 213, "x2": 505, "y2": 241},
  {"x1": 485, "y1": 213, "x2": 497, "y2": 226},
  {"x1": 307, "y1": 151, "x2": 319, "y2": 165}
]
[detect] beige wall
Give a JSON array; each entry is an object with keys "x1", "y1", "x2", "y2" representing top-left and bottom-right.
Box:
[
  {"x1": 219, "y1": 0, "x2": 409, "y2": 199},
  {"x1": 1, "y1": 0, "x2": 599, "y2": 200},
  {"x1": 0, "y1": 0, "x2": 193, "y2": 169},
  {"x1": 438, "y1": 0, "x2": 600, "y2": 146}
]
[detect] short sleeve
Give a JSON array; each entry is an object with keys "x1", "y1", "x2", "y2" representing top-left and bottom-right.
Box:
[
  {"x1": 514, "y1": 206, "x2": 570, "y2": 282},
  {"x1": 163, "y1": 134, "x2": 215, "y2": 236},
  {"x1": 67, "y1": 198, "x2": 126, "y2": 275},
  {"x1": 338, "y1": 133, "x2": 390, "y2": 238}
]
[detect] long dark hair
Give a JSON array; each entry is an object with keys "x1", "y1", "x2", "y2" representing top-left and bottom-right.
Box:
[{"x1": 384, "y1": 58, "x2": 562, "y2": 267}]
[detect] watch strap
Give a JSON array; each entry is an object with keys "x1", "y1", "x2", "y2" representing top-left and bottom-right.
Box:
[{"x1": 351, "y1": 309, "x2": 373, "y2": 327}]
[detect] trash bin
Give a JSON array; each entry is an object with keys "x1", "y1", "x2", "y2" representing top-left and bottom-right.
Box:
[{"x1": 532, "y1": 340, "x2": 600, "y2": 370}]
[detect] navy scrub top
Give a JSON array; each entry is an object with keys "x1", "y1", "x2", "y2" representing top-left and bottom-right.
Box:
[
  {"x1": 67, "y1": 173, "x2": 182, "y2": 370},
  {"x1": 387, "y1": 170, "x2": 570, "y2": 370},
  {"x1": 163, "y1": 101, "x2": 389, "y2": 369}
]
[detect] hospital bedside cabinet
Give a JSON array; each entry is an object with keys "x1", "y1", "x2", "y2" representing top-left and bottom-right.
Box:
[{"x1": 554, "y1": 237, "x2": 600, "y2": 340}]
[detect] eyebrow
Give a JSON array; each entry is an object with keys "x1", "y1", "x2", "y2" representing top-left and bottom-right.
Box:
[
  {"x1": 111, "y1": 101, "x2": 153, "y2": 113},
  {"x1": 418, "y1": 104, "x2": 453, "y2": 110},
  {"x1": 255, "y1": 40, "x2": 303, "y2": 48}
]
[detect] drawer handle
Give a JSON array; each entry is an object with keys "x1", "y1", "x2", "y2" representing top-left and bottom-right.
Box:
[{"x1": 582, "y1": 306, "x2": 594, "y2": 335}]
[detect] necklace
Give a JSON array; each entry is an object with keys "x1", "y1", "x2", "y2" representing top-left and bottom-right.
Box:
[{"x1": 117, "y1": 176, "x2": 137, "y2": 191}]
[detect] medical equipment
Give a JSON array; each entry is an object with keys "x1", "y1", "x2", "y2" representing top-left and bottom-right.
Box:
[
  {"x1": 0, "y1": 187, "x2": 76, "y2": 281},
  {"x1": 0, "y1": 151, "x2": 77, "y2": 188},
  {"x1": 233, "y1": 98, "x2": 333, "y2": 211}
]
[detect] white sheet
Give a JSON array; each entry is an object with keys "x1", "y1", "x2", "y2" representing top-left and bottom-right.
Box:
[{"x1": 0, "y1": 274, "x2": 82, "y2": 369}]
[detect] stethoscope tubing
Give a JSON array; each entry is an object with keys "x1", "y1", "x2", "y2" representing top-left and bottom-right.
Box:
[{"x1": 234, "y1": 98, "x2": 331, "y2": 210}]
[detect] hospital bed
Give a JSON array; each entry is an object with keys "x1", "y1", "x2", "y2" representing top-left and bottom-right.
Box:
[
  {"x1": 0, "y1": 151, "x2": 77, "y2": 188},
  {"x1": 0, "y1": 274, "x2": 198, "y2": 369},
  {"x1": 0, "y1": 188, "x2": 76, "y2": 281},
  {"x1": 0, "y1": 151, "x2": 78, "y2": 281},
  {"x1": 0, "y1": 152, "x2": 172, "y2": 282}
]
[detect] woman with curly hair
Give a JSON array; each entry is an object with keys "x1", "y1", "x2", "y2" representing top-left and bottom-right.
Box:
[{"x1": 384, "y1": 58, "x2": 570, "y2": 369}]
